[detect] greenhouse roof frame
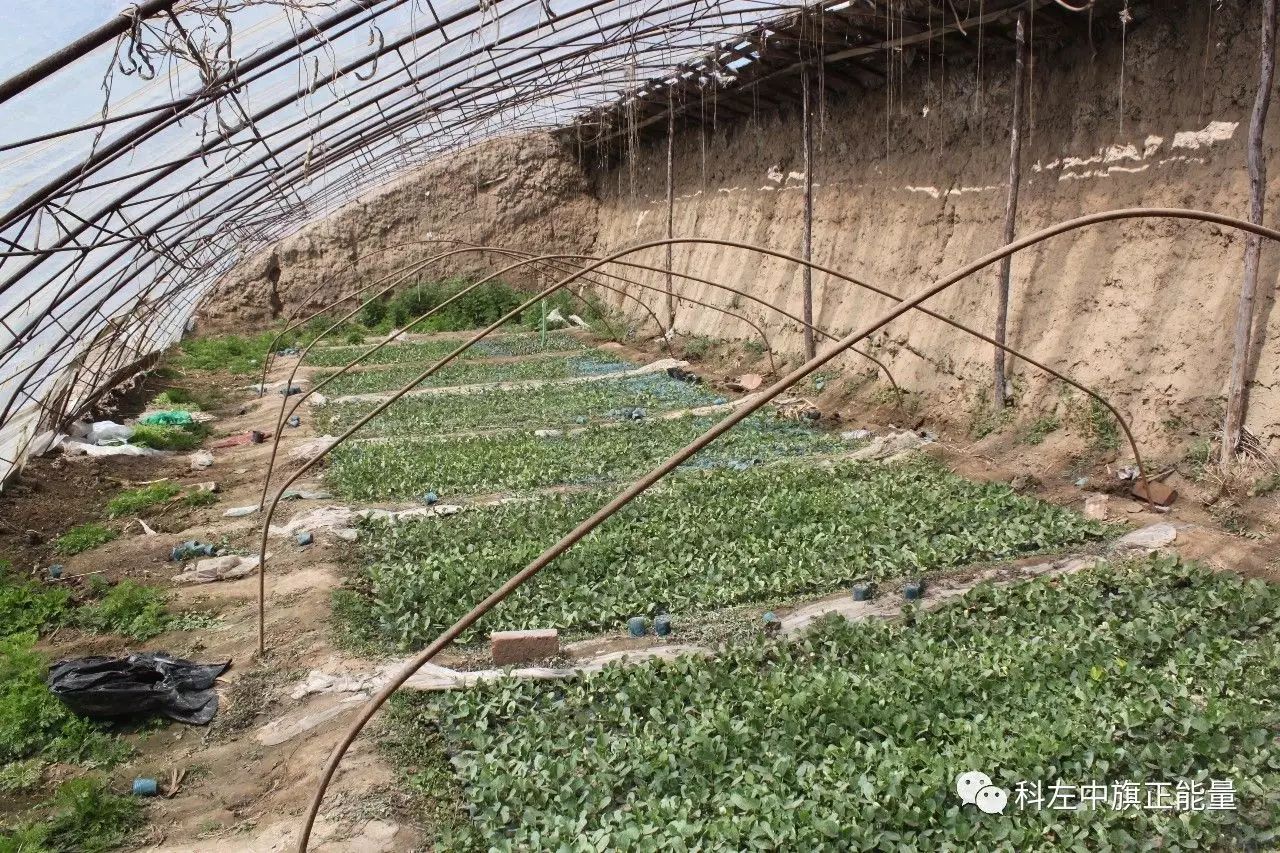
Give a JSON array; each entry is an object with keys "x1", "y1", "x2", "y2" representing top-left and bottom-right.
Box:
[{"x1": 0, "y1": 0, "x2": 1123, "y2": 484}]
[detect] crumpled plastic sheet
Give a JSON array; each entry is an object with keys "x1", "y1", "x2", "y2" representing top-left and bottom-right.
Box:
[{"x1": 47, "y1": 653, "x2": 232, "y2": 725}]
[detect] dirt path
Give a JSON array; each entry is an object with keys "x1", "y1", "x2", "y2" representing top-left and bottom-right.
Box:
[
  {"x1": 34, "y1": 360, "x2": 430, "y2": 851},
  {"x1": 11, "y1": 330, "x2": 1274, "y2": 852}
]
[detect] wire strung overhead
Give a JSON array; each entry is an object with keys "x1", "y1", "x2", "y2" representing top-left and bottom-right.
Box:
[{"x1": 0, "y1": 0, "x2": 1126, "y2": 484}]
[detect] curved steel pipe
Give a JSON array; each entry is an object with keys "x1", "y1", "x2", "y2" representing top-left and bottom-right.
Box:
[
  {"x1": 257, "y1": 244, "x2": 884, "y2": 518},
  {"x1": 256, "y1": 248, "x2": 680, "y2": 514},
  {"x1": 256, "y1": 240, "x2": 903, "y2": 529},
  {"x1": 295, "y1": 208, "x2": 1280, "y2": 851},
  {"x1": 256, "y1": 239, "x2": 485, "y2": 396}
]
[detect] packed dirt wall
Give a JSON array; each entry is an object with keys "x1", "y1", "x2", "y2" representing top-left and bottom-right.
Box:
[
  {"x1": 200, "y1": 1, "x2": 1279, "y2": 450},
  {"x1": 198, "y1": 133, "x2": 599, "y2": 330},
  {"x1": 594, "y1": 0, "x2": 1279, "y2": 451}
]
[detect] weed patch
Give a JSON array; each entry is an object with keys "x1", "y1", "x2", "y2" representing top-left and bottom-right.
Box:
[
  {"x1": 0, "y1": 574, "x2": 72, "y2": 637},
  {"x1": 129, "y1": 423, "x2": 207, "y2": 451},
  {"x1": 106, "y1": 482, "x2": 180, "y2": 517},
  {"x1": 1021, "y1": 413, "x2": 1061, "y2": 446},
  {"x1": 180, "y1": 489, "x2": 219, "y2": 509},
  {"x1": 170, "y1": 332, "x2": 276, "y2": 376},
  {"x1": 0, "y1": 776, "x2": 143, "y2": 852},
  {"x1": 0, "y1": 633, "x2": 130, "y2": 768},
  {"x1": 54, "y1": 523, "x2": 117, "y2": 556},
  {"x1": 76, "y1": 581, "x2": 172, "y2": 641}
]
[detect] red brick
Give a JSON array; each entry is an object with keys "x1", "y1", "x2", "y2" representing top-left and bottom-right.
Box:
[
  {"x1": 490, "y1": 629, "x2": 560, "y2": 665},
  {"x1": 1131, "y1": 479, "x2": 1178, "y2": 507}
]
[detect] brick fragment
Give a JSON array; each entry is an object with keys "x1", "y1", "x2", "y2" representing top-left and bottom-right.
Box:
[{"x1": 490, "y1": 628, "x2": 559, "y2": 665}]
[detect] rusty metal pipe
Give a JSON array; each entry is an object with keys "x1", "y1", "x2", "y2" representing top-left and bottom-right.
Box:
[
  {"x1": 257, "y1": 249, "x2": 678, "y2": 512},
  {"x1": 296, "y1": 208, "x2": 1280, "y2": 850},
  {"x1": 256, "y1": 239, "x2": 486, "y2": 397}
]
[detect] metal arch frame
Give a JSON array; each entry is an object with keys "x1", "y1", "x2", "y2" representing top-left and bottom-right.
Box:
[
  {"x1": 293, "y1": 208, "x2": 1280, "y2": 850},
  {"x1": 0, "y1": 0, "x2": 742, "y2": 421},
  {"x1": 0, "y1": 1, "x2": 1046, "y2": 374},
  {"x1": 253, "y1": 238, "x2": 677, "y2": 400},
  {"x1": 0, "y1": 0, "x2": 783, "y2": 292},
  {"x1": 251, "y1": 240, "x2": 917, "y2": 523},
  {"x1": 253, "y1": 247, "x2": 677, "y2": 510},
  {"x1": 0, "y1": 0, "x2": 1079, "y2": 476},
  {"x1": 254, "y1": 229, "x2": 1157, "y2": 653}
]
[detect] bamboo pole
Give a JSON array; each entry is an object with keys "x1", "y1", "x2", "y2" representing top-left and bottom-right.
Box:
[
  {"x1": 1223, "y1": 0, "x2": 1277, "y2": 461},
  {"x1": 802, "y1": 69, "x2": 816, "y2": 360},
  {"x1": 994, "y1": 10, "x2": 1027, "y2": 408},
  {"x1": 665, "y1": 90, "x2": 677, "y2": 328}
]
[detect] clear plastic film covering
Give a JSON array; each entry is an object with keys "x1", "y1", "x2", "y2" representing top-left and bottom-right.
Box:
[{"x1": 0, "y1": 0, "x2": 824, "y2": 484}]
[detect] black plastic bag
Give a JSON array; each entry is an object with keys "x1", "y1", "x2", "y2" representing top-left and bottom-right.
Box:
[{"x1": 47, "y1": 653, "x2": 231, "y2": 725}]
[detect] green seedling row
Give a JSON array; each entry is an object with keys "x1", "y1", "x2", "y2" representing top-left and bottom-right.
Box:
[
  {"x1": 389, "y1": 556, "x2": 1280, "y2": 850},
  {"x1": 326, "y1": 414, "x2": 845, "y2": 500},
  {"x1": 318, "y1": 374, "x2": 724, "y2": 436},
  {"x1": 341, "y1": 456, "x2": 1105, "y2": 649},
  {"x1": 314, "y1": 351, "x2": 636, "y2": 397},
  {"x1": 305, "y1": 331, "x2": 589, "y2": 368}
]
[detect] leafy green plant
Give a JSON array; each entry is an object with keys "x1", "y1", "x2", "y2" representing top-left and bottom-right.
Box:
[
  {"x1": 305, "y1": 330, "x2": 588, "y2": 368},
  {"x1": 106, "y1": 482, "x2": 180, "y2": 517},
  {"x1": 54, "y1": 523, "x2": 117, "y2": 556},
  {"x1": 0, "y1": 776, "x2": 143, "y2": 853},
  {"x1": 341, "y1": 456, "x2": 1105, "y2": 649},
  {"x1": 319, "y1": 373, "x2": 720, "y2": 437},
  {"x1": 390, "y1": 557, "x2": 1280, "y2": 850},
  {"x1": 0, "y1": 575, "x2": 72, "y2": 638},
  {"x1": 75, "y1": 581, "x2": 171, "y2": 641},
  {"x1": 0, "y1": 757, "x2": 42, "y2": 793}
]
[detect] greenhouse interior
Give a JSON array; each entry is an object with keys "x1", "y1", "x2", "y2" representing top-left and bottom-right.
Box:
[{"x1": 1, "y1": 0, "x2": 1279, "y2": 849}]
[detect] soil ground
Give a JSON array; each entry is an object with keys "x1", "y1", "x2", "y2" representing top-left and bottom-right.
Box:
[{"x1": 1, "y1": 329, "x2": 1276, "y2": 851}]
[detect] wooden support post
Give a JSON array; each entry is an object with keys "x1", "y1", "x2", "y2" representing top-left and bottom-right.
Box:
[
  {"x1": 802, "y1": 70, "x2": 816, "y2": 360},
  {"x1": 665, "y1": 91, "x2": 676, "y2": 329},
  {"x1": 1223, "y1": 0, "x2": 1277, "y2": 461},
  {"x1": 994, "y1": 11, "x2": 1027, "y2": 408}
]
